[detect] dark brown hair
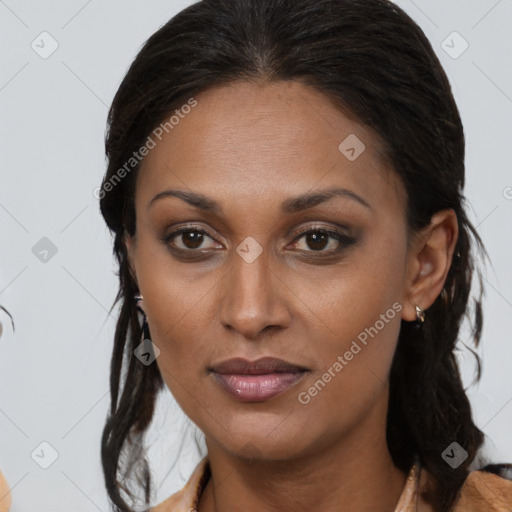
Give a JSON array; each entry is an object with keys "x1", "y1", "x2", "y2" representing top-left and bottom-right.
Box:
[{"x1": 99, "y1": 1, "x2": 488, "y2": 510}]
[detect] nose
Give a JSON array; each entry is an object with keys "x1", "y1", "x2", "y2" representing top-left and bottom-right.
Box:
[{"x1": 218, "y1": 248, "x2": 291, "y2": 340}]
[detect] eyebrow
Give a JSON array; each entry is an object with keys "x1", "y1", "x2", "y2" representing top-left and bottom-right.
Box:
[{"x1": 148, "y1": 186, "x2": 372, "y2": 214}]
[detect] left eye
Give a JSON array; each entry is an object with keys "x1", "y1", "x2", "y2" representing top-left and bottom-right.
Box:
[{"x1": 291, "y1": 228, "x2": 352, "y2": 253}]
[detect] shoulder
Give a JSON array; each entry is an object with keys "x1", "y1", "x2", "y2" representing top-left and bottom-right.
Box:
[
  {"x1": 150, "y1": 457, "x2": 210, "y2": 512},
  {"x1": 453, "y1": 463, "x2": 512, "y2": 511}
]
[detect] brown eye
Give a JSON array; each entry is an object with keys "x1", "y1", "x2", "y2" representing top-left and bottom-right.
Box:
[
  {"x1": 164, "y1": 227, "x2": 220, "y2": 252},
  {"x1": 291, "y1": 227, "x2": 356, "y2": 254},
  {"x1": 180, "y1": 230, "x2": 205, "y2": 249},
  {"x1": 303, "y1": 231, "x2": 330, "y2": 251}
]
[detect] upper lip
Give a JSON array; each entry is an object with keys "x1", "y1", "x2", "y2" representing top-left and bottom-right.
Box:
[{"x1": 210, "y1": 357, "x2": 308, "y2": 375}]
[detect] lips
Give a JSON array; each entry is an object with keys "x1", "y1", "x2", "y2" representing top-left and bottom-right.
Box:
[
  {"x1": 209, "y1": 357, "x2": 308, "y2": 402},
  {"x1": 211, "y1": 356, "x2": 307, "y2": 375}
]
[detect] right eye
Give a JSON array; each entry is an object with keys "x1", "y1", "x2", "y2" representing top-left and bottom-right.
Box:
[{"x1": 163, "y1": 226, "x2": 222, "y2": 252}]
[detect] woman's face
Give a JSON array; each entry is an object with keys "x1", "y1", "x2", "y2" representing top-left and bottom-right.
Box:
[{"x1": 126, "y1": 80, "x2": 416, "y2": 461}]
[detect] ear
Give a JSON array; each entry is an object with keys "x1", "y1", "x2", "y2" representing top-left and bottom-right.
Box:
[{"x1": 401, "y1": 209, "x2": 458, "y2": 322}]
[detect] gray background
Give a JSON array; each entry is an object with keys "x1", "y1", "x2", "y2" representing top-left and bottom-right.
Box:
[{"x1": 0, "y1": 1, "x2": 511, "y2": 510}]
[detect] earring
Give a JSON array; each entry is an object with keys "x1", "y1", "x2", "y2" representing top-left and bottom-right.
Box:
[
  {"x1": 133, "y1": 294, "x2": 160, "y2": 365},
  {"x1": 134, "y1": 293, "x2": 151, "y2": 341},
  {"x1": 415, "y1": 304, "x2": 425, "y2": 324}
]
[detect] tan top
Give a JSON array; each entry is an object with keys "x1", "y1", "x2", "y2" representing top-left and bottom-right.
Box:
[
  {"x1": 151, "y1": 456, "x2": 512, "y2": 512},
  {"x1": 0, "y1": 469, "x2": 11, "y2": 512}
]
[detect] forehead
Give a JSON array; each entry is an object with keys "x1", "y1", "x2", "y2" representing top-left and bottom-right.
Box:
[{"x1": 136, "y1": 79, "x2": 405, "y2": 215}]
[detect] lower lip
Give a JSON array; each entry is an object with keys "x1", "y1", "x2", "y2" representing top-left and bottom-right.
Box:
[{"x1": 212, "y1": 372, "x2": 306, "y2": 402}]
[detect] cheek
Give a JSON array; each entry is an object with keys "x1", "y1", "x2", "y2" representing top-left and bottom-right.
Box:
[
  {"x1": 134, "y1": 239, "x2": 211, "y2": 364},
  {"x1": 295, "y1": 240, "x2": 405, "y2": 347},
  {"x1": 292, "y1": 234, "x2": 406, "y2": 394},
  {"x1": 294, "y1": 309, "x2": 402, "y2": 444}
]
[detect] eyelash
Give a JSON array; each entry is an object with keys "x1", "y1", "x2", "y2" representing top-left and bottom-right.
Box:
[
  {"x1": 163, "y1": 224, "x2": 356, "y2": 256},
  {"x1": 293, "y1": 225, "x2": 356, "y2": 253}
]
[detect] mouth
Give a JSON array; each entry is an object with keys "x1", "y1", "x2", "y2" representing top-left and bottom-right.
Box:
[{"x1": 209, "y1": 357, "x2": 308, "y2": 402}]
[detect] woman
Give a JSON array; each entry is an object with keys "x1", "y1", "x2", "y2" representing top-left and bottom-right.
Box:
[{"x1": 98, "y1": 0, "x2": 512, "y2": 511}]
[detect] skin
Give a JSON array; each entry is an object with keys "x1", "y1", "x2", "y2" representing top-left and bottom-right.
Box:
[{"x1": 125, "y1": 80, "x2": 457, "y2": 512}]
